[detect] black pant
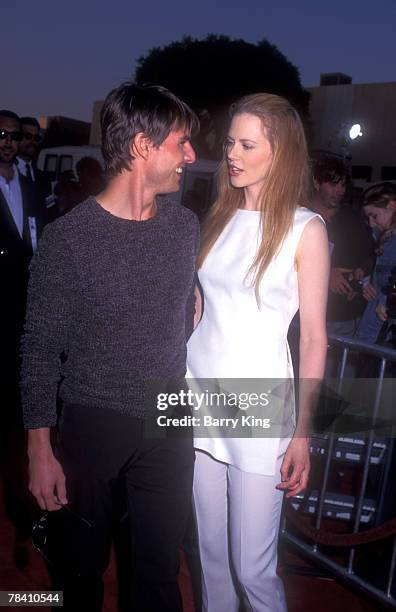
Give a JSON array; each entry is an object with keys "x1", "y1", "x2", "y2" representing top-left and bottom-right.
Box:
[{"x1": 48, "y1": 402, "x2": 194, "y2": 612}]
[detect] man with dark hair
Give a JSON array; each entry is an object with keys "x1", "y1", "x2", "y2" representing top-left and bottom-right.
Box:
[
  {"x1": 21, "y1": 83, "x2": 199, "y2": 611},
  {"x1": 17, "y1": 117, "x2": 41, "y2": 180},
  {"x1": 17, "y1": 116, "x2": 52, "y2": 205},
  {"x1": 310, "y1": 153, "x2": 350, "y2": 223},
  {"x1": 310, "y1": 154, "x2": 375, "y2": 337},
  {"x1": 0, "y1": 109, "x2": 47, "y2": 557},
  {"x1": 0, "y1": 108, "x2": 45, "y2": 410}
]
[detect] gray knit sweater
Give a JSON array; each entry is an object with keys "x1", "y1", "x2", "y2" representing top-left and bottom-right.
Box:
[{"x1": 21, "y1": 197, "x2": 199, "y2": 428}]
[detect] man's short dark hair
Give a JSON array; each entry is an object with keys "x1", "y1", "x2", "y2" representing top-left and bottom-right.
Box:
[
  {"x1": 20, "y1": 116, "x2": 40, "y2": 130},
  {"x1": 360, "y1": 181, "x2": 396, "y2": 209},
  {"x1": 312, "y1": 153, "x2": 350, "y2": 185},
  {"x1": 100, "y1": 82, "x2": 199, "y2": 177},
  {"x1": 0, "y1": 110, "x2": 21, "y2": 127}
]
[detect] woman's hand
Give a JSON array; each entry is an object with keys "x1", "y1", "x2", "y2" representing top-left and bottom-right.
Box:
[
  {"x1": 193, "y1": 284, "x2": 203, "y2": 328},
  {"x1": 277, "y1": 437, "x2": 310, "y2": 498},
  {"x1": 376, "y1": 302, "x2": 388, "y2": 322}
]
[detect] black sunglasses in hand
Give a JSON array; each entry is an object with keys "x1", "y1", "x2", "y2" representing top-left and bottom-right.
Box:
[{"x1": 32, "y1": 505, "x2": 92, "y2": 569}]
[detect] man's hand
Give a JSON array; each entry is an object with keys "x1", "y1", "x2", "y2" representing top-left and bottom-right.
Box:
[
  {"x1": 329, "y1": 267, "x2": 353, "y2": 296},
  {"x1": 27, "y1": 428, "x2": 67, "y2": 511},
  {"x1": 362, "y1": 282, "x2": 378, "y2": 302},
  {"x1": 28, "y1": 452, "x2": 67, "y2": 511},
  {"x1": 277, "y1": 437, "x2": 310, "y2": 498}
]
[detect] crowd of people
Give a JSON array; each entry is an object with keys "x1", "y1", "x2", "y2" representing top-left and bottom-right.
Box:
[
  {"x1": 0, "y1": 85, "x2": 395, "y2": 612},
  {"x1": 309, "y1": 154, "x2": 396, "y2": 348}
]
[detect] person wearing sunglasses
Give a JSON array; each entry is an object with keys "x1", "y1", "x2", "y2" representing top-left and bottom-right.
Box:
[
  {"x1": 0, "y1": 109, "x2": 47, "y2": 562},
  {"x1": 17, "y1": 117, "x2": 41, "y2": 182},
  {"x1": 17, "y1": 117, "x2": 52, "y2": 206},
  {"x1": 0, "y1": 109, "x2": 46, "y2": 370}
]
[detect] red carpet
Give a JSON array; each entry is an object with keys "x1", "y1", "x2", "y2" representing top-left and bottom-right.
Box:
[{"x1": 0, "y1": 475, "x2": 380, "y2": 611}]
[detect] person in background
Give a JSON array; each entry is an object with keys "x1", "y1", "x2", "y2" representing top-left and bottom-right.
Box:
[
  {"x1": 17, "y1": 116, "x2": 51, "y2": 204},
  {"x1": 310, "y1": 154, "x2": 347, "y2": 225},
  {"x1": 310, "y1": 154, "x2": 375, "y2": 337},
  {"x1": 75, "y1": 156, "x2": 106, "y2": 202},
  {"x1": 53, "y1": 169, "x2": 81, "y2": 215},
  {"x1": 355, "y1": 182, "x2": 396, "y2": 344},
  {"x1": 53, "y1": 159, "x2": 106, "y2": 217},
  {"x1": 0, "y1": 109, "x2": 46, "y2": 426},
  {"x1": 0, "y1": 109, "x2": 47, "y2": 564}
]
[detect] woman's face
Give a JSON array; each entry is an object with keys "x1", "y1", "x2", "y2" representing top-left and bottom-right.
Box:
[
  {"x1": 225, "y1": 113, "x2": 273, "y2": 195},
  {"x1": 363, "y1": 202, "x2": 396, "y2": 231}
]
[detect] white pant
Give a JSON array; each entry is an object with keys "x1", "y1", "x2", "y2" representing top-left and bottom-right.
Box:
[{"x1": 193, "y1": 450, "x2": 288, "y2": 612}]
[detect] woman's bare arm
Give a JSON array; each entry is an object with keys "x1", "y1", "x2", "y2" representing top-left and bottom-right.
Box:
[{"x1": 277, "y1": 217, "x2": 330, "y2": 497}]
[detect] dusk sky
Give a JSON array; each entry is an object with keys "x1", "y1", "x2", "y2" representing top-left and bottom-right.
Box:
[{"x1": 3, "y1": 0, "x2": 396, "y2": 122}]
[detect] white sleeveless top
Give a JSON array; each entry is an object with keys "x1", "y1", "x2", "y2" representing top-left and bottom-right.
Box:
[{"x1": 186, "y1": 206, "x2": 321, "y2": 475}]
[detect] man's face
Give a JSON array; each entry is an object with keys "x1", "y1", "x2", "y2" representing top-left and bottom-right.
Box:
[
  {"x1": 315, "y1": 177, "x2": 346, "y2": 209},
  {"x1": 146, "y1": 127, "x2": 196, "y2": 194},
  {"x1": 0, "y1": 117, "x2": 20, "y2": 165},
  {"x1": 19, "y1": 123, "x2": 41, "y2": 161}
]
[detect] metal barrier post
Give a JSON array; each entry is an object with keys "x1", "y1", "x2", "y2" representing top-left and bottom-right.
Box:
[
  {"x1": 388, "y1": 537, "x2": 396, "y2": 599},
  {"x1": 282, "y1": 334, "x2": 396, "y2": 609},
  {"x1": 347, "y1": 358, "x2": 386, "y2": 574},
  {"x1": 313, "y1": 345, "x2": 349, "y2": 553}
]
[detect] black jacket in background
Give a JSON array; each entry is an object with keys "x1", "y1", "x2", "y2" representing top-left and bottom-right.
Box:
[
  {"x1": 0, "y1": 173, "x2": 47, "y2": 338},
  {"x1": 327, "y1": 207, "x2": 375, "y2": 322}
]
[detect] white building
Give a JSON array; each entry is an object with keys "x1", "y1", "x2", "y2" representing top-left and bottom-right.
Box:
[{"x1": 308, "y1": 74, "x2": 396, "y2": 183}]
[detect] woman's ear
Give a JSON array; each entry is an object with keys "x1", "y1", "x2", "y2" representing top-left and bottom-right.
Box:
[{"x1": 132, "y1": 132, "x2": 152, "y2": 160}]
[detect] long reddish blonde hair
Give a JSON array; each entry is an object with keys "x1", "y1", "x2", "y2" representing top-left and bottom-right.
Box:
[{"x1": 197, "y1": 93, "x2": 310, "y2": 301}]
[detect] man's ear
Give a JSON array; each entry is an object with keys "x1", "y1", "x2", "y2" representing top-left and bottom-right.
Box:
[
  {"x1": 132, "y1": 132, "x2": 152, "y2": 160},
  {"x1": 313, "y1": 178, "x2": 320, "y2": 191}
]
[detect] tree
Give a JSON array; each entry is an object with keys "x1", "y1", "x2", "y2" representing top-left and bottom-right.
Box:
[{"x1": 135, "y1": 35, "x2": 310, "y2": 158}]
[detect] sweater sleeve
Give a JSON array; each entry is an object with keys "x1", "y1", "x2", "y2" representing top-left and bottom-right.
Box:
[
  {"x1": 185, "y1": 218, "x2": 200, "y2": 341},
  {"x1": 20, "y1": 223, "x2": 76, "y2": 428}
]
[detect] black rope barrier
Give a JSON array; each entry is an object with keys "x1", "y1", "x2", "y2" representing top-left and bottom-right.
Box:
[{"x1": 285, "y1": 502, "x2": 396, "y2": 546}]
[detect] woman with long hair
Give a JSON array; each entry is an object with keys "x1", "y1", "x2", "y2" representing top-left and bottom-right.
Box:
[
  {"x1": 355, "y1": 182, "x2": 396, "y2": 343},
  {"x1": 187, "y1": 93, "x2": 330, "y2": 611}
]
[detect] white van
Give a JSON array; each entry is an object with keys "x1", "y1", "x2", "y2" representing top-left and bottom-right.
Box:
[
  {"x1": 37, "y1": 146, "x2": 104, "y2": 182},
  {"x1": 168, "y1": 157, "x2": 219, "y2": 216},
  {"x1": 37, "y1": 146, "x2": 219, "y2": 215}
]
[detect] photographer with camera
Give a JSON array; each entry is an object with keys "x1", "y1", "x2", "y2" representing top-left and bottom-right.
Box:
[
  {"x1": 355, "y1": 182, "x2": 396, "y2": 345},
  {"x1": 310, "y1": 154, "x2": 375, "y2": 337}
]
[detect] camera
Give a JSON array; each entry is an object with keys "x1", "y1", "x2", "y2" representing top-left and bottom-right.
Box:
[{"x1": 349, "y1": 278, "x2": 363, "y2": 293}]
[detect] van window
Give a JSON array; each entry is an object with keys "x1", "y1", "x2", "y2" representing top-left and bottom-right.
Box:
[
  {"x1": 44, "y1": 154, "x2": 58, "y2": 180},
  {"x1": 59, "y1": 155, "x2": 73, "y2": 176}
]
